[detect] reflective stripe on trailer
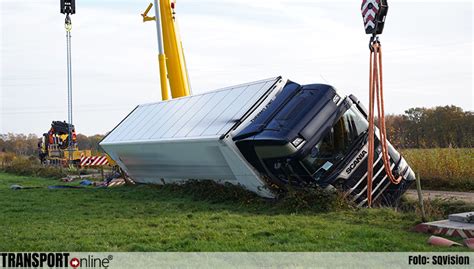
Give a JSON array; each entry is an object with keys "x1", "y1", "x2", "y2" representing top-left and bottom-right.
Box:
[{"x1": 80, "y1": 156, "x2": 109, "y2": 167}]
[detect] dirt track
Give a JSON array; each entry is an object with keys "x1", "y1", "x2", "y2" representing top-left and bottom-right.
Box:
[{"x1": 405, "y1": 190, "x2": 474, "y2": 204}]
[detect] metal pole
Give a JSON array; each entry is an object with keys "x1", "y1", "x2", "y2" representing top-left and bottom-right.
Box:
[
  {"x1": 416, "y1": 174, "x2": 427, "y2": 222},
  {"x1": 153, "y1": 0, "x2": 165, "y2": 55},
  {"x1": 65, "y1": 15, "x2": 74, "y2": 163},
  {"x1": 65, "y1": 15, "x2": 73, "y2": 126},
  {"x1": 153, "y1": 0, "x2": 170, "y2": 100}
]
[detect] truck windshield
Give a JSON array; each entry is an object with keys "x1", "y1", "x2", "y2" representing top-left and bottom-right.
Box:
[{"x1": 301, "y1": 106, "x2": 368, "y2": 180}]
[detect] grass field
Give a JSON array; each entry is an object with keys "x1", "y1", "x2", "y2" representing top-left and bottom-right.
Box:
[
  {"x1": 401, "y1": 148, "x2": 474, "y2": 192},
  {"x1": 1, "y1": 172, "x2": 471, "y2": 252}
]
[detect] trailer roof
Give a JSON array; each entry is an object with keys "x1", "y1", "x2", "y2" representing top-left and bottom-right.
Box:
[{"x1": 101, "y1": 77, "x2": 281, "y2": 144}]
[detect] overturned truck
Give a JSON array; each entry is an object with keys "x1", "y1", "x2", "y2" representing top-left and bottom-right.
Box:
[{"x1": 100, "y1": 77, "x2": 415, "y2": 206}]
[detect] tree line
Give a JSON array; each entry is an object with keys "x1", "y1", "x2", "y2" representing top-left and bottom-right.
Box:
[
  {"x1": 384, "y1": 105, "x2": 473, "y2": 149},
  {"x1": 0, "y1": 105, "x2": 472, "y2": 156},
  {"x1": 0, "y1": 133, "x2": 105, "y2": 156}
]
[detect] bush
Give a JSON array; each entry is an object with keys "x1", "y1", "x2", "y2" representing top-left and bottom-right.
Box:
[
  {"x1": 159, "y1": 180, "x2": 263, "y2": 205},
  {"x1": 5, "y1": 158, "x2": 34, "y2": 176},
  {"x1": 400, "y1": 197, "x2": 474, "y2": 221},
  {"x1": 35, "y1": 166, "x2": 67, "y2": 178},
  {"x1": 276, "y1": 187, "x2": 352, "y2": 213},
  {"x1": 156, "y1": 180, "x2": 351, "y2": 214},
  {"x1": 3, "y1": 156, "x2": 66, "y2": 179},
  {"x1": 0, "y1": 152, "x2": 16, "y2": 169}
]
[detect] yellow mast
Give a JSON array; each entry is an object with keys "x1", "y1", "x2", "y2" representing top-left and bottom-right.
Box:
[{"x1": 141, "y1": 0, "x2": 191, "y2": 100}]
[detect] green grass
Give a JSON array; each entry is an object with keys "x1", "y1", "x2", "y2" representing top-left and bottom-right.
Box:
[
  {"x1": 401, "y1": 148, "x2": 474, "y2": 192},
  {"x1": 0, "y1": 172, "x2": 468, "y2": 252}
]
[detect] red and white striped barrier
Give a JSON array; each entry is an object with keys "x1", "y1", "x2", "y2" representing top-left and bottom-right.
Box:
[
  {"x1": 80, "y1": 155, "x2": 109, "y2": 167},
  {"x1": 414, "y1": 220, "x2": 474, "y2": 239}
]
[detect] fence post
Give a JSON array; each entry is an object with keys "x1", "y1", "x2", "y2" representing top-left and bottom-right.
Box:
[{"x1": 416, "y1": 174, "x2": 427, "y2": 222}]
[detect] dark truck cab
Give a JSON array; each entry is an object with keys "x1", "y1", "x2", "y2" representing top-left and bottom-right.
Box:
[{"x1": 234, "y1": 81, "x2": 415, "y2": 206}]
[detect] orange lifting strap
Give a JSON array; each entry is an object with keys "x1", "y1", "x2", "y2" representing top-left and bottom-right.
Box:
[{"x1": 366, "y1": 39, "x2": 402, "y2": 207}]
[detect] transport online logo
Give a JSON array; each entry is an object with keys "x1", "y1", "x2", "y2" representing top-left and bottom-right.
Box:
[{"x1": 0, "y1": 253, "x2": 113, "y2": 268}]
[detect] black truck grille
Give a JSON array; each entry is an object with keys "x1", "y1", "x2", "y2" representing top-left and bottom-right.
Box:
[{"x1": 345, "y1": 154, "x2": 395, "y2": 206}]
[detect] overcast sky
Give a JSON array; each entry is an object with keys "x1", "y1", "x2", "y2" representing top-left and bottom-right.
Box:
[{"x1": 1, "y1": 0, "x2": 472, "y2": 135}]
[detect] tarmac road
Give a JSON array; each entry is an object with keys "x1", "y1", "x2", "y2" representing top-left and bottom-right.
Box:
[{"x1": 405, "y1": 190, "x2": 474, "y2": 204}]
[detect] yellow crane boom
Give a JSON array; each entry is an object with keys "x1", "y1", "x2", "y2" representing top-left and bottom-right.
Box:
[{"x1": 142, "y1": 0, "x2": 191, "y2": 100}]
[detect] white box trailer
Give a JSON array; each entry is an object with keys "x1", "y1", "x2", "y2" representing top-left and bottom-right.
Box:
[
  {"x1": 101, "y1": 77, "x2": 284, "y2": 197},
  {"x1": 101, "y1": 76, "x2": 415, "y2": 205}
]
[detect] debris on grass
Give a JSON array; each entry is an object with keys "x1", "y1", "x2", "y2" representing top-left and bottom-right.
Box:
[
  {"x1": 10, "y1": 184, "x2": 42, "y2": 190},
  {"x1": 47, "y1": 185, "x2": 84, "y2": 189},
  {"x1": 464, "y1": 238, "x2": 474, "y2": 250},
  {"x1": 80, "y1": 179, "x2": 94, "y2": 186},
  {"x1": 427, "y1": 236, "x2": 462, "y2": 247}
]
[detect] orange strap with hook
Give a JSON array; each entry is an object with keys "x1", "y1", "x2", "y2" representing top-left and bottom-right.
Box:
[{"x1": 367, "y1": 40, "x2": 402, "y2": 207}]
